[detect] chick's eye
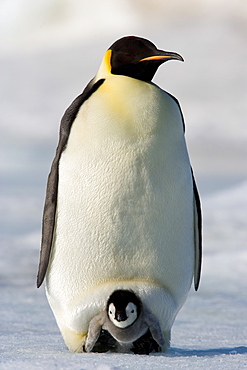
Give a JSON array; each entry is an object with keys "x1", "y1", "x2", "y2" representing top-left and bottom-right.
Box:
[{"x1": 131, "y1": 310, "x2": 134, "y2": 313}]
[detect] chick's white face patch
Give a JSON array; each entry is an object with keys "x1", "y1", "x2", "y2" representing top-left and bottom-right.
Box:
[
  {"x1": 126, "y1": 302, "x2": 138, "y2": 323},
  {"x1": 108, "y1": 302, "x2": 138, "y2": 328}
]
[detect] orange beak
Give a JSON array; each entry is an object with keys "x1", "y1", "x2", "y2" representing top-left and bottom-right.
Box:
[
  {"x1": 140, "y1": 55, "x2": 173, "y2": 61},
  {"x1": 140, "y1": 52, "x2": 184, "y2": 62}
]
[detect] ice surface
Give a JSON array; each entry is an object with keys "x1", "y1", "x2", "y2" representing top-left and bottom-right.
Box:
[{"x1": 1, "y1": 0, "x2": 247, "y2": 368}]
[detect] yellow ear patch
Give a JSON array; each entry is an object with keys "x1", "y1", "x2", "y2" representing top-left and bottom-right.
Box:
[
  {"x1": 104, "y1": 49, "x2": 112, "y2": 74},
  {"x1": 96, "y1": 49, "x2": 112, "y2": 79}
]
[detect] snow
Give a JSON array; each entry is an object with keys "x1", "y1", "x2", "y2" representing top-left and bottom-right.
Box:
[{"x1": 1, "y1": 0, "x2": 247, "y2": 368}]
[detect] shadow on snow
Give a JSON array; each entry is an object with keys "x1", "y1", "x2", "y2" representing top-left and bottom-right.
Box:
[{"x1": 154, "y1": 346, "x2": 247, "y2": 358}]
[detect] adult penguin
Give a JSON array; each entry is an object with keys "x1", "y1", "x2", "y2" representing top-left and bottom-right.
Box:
[{"x1": 37, "y1": 36, "x2": 202, "y2": 353}]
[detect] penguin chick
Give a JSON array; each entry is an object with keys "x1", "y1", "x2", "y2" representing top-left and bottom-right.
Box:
[{"x1": 84, "y1": 290, "x2": 165, "y2": 353}]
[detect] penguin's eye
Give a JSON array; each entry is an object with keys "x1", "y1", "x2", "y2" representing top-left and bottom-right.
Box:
[
  {"x1": 131, "y1": 310, "x2": 134, "y2": 313},
  {"x1": 109, "y1": 311, "x2": 112, "y2": 315}
]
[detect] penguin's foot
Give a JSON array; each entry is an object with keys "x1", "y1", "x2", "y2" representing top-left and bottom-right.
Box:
[
  {"x1": 60, "y1": 326, "x2": 87, "y2": 352},
  {"x1": 91, "y1": 328, "x2": 161, "y2": 354},
  {"x1": 91, "y1": 329, "x2": 118, "y2": 352},
  {"x1": 131, "y1": 329, "x2": 161, "y2": 355}
]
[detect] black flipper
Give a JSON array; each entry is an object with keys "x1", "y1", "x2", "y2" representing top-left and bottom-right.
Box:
[
  {"x1": 191, "y1": 168, "x2": 202, "y2": 291},
  {"x1": 167, "y1": 91, "x2": 202, "y2": 290},
  {"x1": 37, "y1": 78, "x2": 105, "y2": 288}
]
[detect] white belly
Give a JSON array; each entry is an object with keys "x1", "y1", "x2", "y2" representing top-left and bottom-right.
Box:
[{"x1": 46, "y1": 76, "x2": 194, "y2": 334}]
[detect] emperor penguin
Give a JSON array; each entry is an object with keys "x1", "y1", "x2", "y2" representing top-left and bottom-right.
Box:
[{"x1": 37, "y1": 36, "x2": 202, "y2": 353}]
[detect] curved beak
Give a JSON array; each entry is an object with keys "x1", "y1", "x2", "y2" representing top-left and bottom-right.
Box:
[{"x1": 140, "y1": 51, "x2": 184, "y2": 62}]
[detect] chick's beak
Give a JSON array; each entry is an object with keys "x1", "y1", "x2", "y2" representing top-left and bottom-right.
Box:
[{"x1": 116, "y1": 312, "x2": 127, "y2": 322}]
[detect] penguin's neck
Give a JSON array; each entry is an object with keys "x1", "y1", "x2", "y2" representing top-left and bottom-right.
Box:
[{"x1": 92, "y1": 48, "x2": 165, "y2": 139}]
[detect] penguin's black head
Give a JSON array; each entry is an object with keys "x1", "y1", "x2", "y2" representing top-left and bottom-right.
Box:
[
  {"x1": 106, "y1": 290, "x2": 142, "y2": 329},
  {"x1": 109, "y1": 36, "x2": 183, "y2": 82}
]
